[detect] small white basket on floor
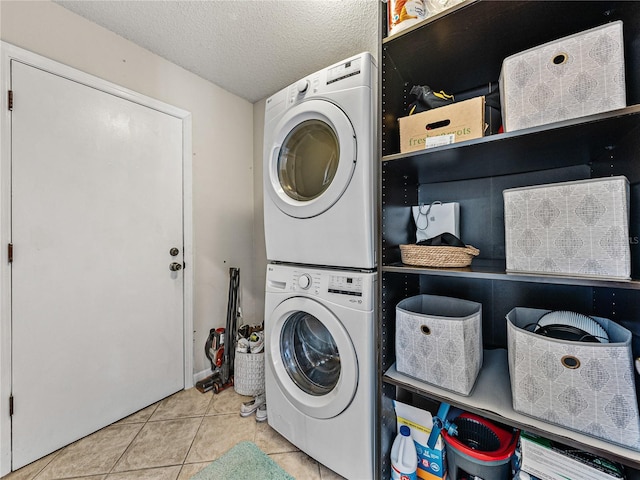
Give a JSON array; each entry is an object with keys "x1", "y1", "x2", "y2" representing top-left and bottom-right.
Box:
[{"x1": 234, "y1": 351, "x2": 265, "y2": 397}]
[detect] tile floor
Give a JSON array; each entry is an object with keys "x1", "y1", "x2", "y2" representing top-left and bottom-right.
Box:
[{"x1": 1, "y1": 387, "x2": 347, "y2": 480}]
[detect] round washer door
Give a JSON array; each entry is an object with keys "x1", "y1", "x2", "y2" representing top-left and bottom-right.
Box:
[
  {"x1": 266, "y1": 99, "x2": 356, "y2": 219},
  {"x1": 267, "y1": 297, "x2": 358, "y2": 419}
]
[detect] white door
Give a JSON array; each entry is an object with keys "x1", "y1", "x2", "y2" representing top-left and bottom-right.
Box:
[
  {"x1": 10, "y1": 60, "x2": 185, "y2": 469},
  {"x1": 265, "y1": 99, "x2": 356, "y2": 218}
]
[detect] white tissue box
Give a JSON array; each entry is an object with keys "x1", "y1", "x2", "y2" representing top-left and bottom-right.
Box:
[{"x1": 412, "y1": 202, "x2": 460, "y2": 242}]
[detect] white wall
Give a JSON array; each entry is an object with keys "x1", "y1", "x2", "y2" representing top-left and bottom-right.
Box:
[
  {"x1": 252, "y1": 98, "x2": 267, "y2": 321},
  {"x1": 0, "y1": 0, "x2": 257, "y2": 377}
]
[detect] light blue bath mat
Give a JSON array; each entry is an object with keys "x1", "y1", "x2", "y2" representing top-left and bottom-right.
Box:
[{"x1": 189, "y1": 441, "x2": 295, "y2": 480}]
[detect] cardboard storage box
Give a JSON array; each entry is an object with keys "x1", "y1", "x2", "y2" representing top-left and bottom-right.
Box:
[
  {"x1": 396, "y1": 294, "x2": 482, "y2": 396},
  {"x1": 399, "y1": 96, "x2": 485, "y2": 153},
  {"x1": 500, "y1": 21, "x2": 626, "y2": 132},
  {"x1": 519, "y1": 431, "x2": 625, "y2": 480},
  {"x1": 393, "y1": 400, "x2": 445, "y2": 480},
  {"x1": 507, "y1": 307, "x2": 640, "y2": 451},
  {"x1": 503, "y1": 176, "x2": 630, "y2": 280}
]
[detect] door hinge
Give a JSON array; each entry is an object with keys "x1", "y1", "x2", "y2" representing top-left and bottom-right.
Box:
[
  {"x1": 9, "y1": 395, "x2": 13, "y2": 416},
  {"x1": 8, "y1": 243, "x2": 13, "y2": 263},
  {"x1": 8, "y1": 90, "x2": 13, "y2": 111}
]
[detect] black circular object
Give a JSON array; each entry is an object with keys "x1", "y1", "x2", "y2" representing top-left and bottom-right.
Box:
[
  {"x1": 535, "y1": 311, "x2": 608, "y2": 343},
  {"x1": 535, "y1": 324, "x2": 600, "y2": 343},
  {"x1": 455, "y1": 417, "x2": 501, "y2": 451}
]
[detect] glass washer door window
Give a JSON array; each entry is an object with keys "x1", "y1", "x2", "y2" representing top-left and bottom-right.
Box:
[
  {"x1": 280, "y1": 311, "x2": 340, "y2": 396},
  {"x1": 266, "y1": 99, "x2": 356, "y2": 219},
  {"x1": 267, "y1": 297, "x2": 358, "y2": 419}
]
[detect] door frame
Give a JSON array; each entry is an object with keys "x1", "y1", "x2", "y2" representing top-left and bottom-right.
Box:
[{"x1": 0, "y1": 42, "x2": 194, "y2": 476}]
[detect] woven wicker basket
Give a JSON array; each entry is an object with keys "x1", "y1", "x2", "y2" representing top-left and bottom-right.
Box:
[
  {"x1": 400, "y1": 244, "x2": 480, "y2": 267},
  {"x1": 234, "y1": 352, "x2": 265, "y2": 396}
]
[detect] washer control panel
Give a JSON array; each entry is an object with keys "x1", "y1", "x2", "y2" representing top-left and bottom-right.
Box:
[
  {"x1": 328, "y1": 275, "x2": 363, "y2": 297},
  {"x1": 266, "y1": 264, "x2": 375, "y2": 311},
  {"x1": 291, "y1": 270, "x2": 321, "y2": 295},
  {"x1": 297, "y1": 273, "x2": 312, "y2": 290}
]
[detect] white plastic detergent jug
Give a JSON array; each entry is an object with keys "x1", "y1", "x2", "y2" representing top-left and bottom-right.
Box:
[{"x1": 390, "y1": 425, "x2": 418, "y2": 480}]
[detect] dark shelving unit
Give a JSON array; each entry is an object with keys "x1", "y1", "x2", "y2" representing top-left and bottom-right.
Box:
[{"x1": 377, "y1": 1, "x2": 640, "y2": 478}]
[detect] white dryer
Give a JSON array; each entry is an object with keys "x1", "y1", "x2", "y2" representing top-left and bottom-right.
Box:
[
  {"x1": 263, "y1": 52, "x2": 376, "y2": 270},
  {"x1": 264, "y1": 263, "x2": 376, "y2": 480}
]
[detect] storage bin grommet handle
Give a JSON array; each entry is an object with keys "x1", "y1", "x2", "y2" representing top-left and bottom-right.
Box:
[
  {"x1": 552, "y1": 52, "x2": 569, "y2": 65},
  {"x1": 561, "y1": 355, "x2": 580, "y2": 369},
  {"x1": 420, "y1": 325, "x2": 431, "y2": 335}
]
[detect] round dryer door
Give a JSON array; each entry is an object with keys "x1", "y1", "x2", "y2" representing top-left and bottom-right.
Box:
[
  {"x1": 267, "y1": 297, "x2": 358, "y2": 419},
  {"x1": 266, "y1": 99, "x2": 356, "y2": 219}
]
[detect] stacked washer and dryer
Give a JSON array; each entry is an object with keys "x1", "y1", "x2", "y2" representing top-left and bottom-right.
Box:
[{"x1": 263, "y1": 52, "x2": 377, "y2": 480}]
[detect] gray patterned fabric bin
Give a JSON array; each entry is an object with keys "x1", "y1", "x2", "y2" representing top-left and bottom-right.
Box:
[
  {"x1": 396, "y1": 295, "x2": 482, "y2": 396},
  {"x1": 500, "y1": 21, "x2": 626, "y2": 132},
  {"x1": 507, "y1": 307, "x2": 640, "y2": 451},
  {"x1": 503, "y1": 176, "x2": 630, "y2": 280}
]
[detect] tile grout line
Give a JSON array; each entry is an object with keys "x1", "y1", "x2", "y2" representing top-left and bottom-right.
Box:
[
  {"x1": 108, "y1": 392, "x2": 216, "y2": 478},
  {"x1": 178, "y1": 406, "x2": 210, "y2": 476},
  {"x1": 11, "y1": 390, "x2": 336, "y2": 480},
  {"x1": 29, "y1": 448, "x2": 65, "y2": 480},
  {"x1": 104, "y1": 402, "x2": 161, "y2": 478}
]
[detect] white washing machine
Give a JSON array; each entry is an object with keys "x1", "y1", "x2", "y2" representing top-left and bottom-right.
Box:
[
  {"x1": 263, "y1": 52, "x2": 376, "y2": 270},
  {"x1": 264, "y1": 263, "x2": 376, "y2": 480}
]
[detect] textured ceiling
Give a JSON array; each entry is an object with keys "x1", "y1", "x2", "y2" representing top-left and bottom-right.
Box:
[{"x1": 54, "y1": 0, "x2": 379, "y2": 103}]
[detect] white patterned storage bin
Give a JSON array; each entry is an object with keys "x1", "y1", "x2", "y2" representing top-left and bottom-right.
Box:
[
  {"x1": 396, "y1": 295, "x2": 482, "y2": 396},
  {"x1": 503, "y1": 176, "x2": 630, "y2": 280},
  {"x1": 507, "y1": 307, "x2": 640, "y2": 451},
  {"x1": 500, "y1": 21, "x2": 626, "y2": 132},
  {"x1": 234, "y1": 352, "x2": 265, "y2": 396}
]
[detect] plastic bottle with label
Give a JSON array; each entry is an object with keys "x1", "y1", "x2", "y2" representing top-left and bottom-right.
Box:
[{"x1": 390, "y1": 425, "x2": 418, "y2": 480}]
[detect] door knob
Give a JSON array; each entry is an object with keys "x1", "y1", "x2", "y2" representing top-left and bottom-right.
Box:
[{"x1": 169, "y1": 262, "x2": 183, "y2": 271}]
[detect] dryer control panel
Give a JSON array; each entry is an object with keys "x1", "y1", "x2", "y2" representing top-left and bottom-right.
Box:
[
  {"x1": 274, "y1": 52, "x2": 375, "y2": 109},
  {"x1": 326, "y1": 57, "x2": 362, "y2": 85}
]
